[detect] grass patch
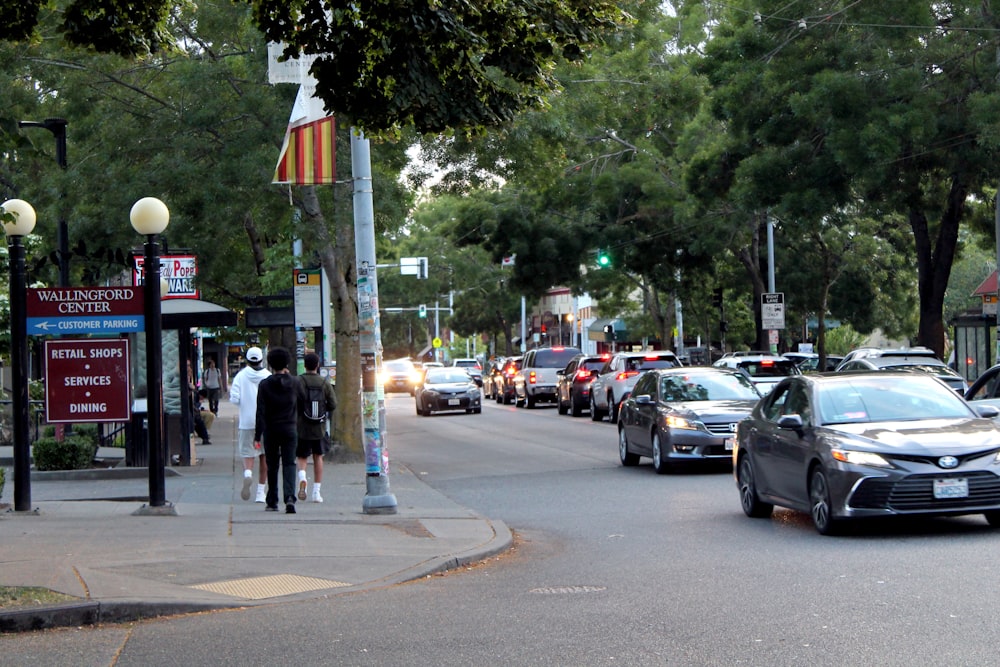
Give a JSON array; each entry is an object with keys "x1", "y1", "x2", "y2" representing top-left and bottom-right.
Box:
[{"x1": 0, "y1": 586, "x2": 80, "y2": 609}]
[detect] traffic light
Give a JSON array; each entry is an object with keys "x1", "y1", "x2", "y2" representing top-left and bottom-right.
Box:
[
  {"x1": 712, "y1": 288, "x2": 724, "y2": 310},
  {"x1": 418, "y1": 257, "x2": 428, "y2": 279},
  {"x1": 418, "y1": 304, "x2": 427, "y2": 318},
  {"x1": 597, "y1": 249, "x2": 611, "y2": 267}
]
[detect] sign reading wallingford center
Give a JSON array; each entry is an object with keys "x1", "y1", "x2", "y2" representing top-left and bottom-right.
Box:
[
  {"x1": 44, "y1": 339, "x2": 131, "y2": 423},
  {"x1": 27, "y1": 287, "x2": 145, "y2": 335}
]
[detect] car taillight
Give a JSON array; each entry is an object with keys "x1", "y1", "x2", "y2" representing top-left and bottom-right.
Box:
[
  {"x1": 575, "y1": 370, "x2": 592, "y2": 381},
  {"x1": 760, "y1": 359, "x2": 774, "y2": 367},
  {"x1": 616, "y1": 371, "x2": 639, "y2": 381},
  {"x1": 529, "y1": 371, "x2": 537, "y2": 385}
]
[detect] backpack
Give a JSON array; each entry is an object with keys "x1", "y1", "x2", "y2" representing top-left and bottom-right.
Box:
[{"x1": 302, "y1": 379, "x2": 328, "y2": 422}]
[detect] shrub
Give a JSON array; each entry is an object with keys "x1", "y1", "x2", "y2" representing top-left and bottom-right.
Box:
[{"x1": 32, "y1": 436, "x2": 98, "y2": 471}]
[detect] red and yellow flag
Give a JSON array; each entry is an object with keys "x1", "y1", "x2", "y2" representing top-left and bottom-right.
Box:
[{"x1": 273, "y1": 85, "x2": 336, "y2": 185}]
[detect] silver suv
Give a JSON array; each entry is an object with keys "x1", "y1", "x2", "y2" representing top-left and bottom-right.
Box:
[
  {"x1": 713, "y1": 352, "x2": 799, "y2": 395},
  {"x1": 514, "y1": 346, "x2": 582, "y2": 408},
  {"x1": 590, "y1": 351, "x2": 682, "y2": 423}
]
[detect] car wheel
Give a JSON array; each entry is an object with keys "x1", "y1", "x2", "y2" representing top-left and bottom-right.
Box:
[
  {"x1": 526, "y1": 393, "x2": 536, "y2": 409},
  {"x1": 737, "y1": 455, "x2": 773, "y2": 518},
  {"x1": 590, "y1": 394, "x2": 604, "y2": 421},
  {"x1": 809, "y1": 466, "x2": 843, "y2": 535},
  {"x1": 618, "y1": 427, "x2": 639, "y2": 466},
  {"x1": 571, "y1": 396, "x2": 584, "y2": 418},
  {"x1": 652, "y1": 432, "x2": 671, "y2": 474},
  {"x1": 473, "y1": 407, "x2": 482, "y2": 414},
  {"x1": 557, "y1": 394, "x2": 568, "y2": 415},
  {"x1": 608, "y1": 394, "x2": 619, "y2": 424}
]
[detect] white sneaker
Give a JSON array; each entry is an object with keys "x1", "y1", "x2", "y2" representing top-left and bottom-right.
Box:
[
  {"x1": 241, "y1": 476, "x2": 252, "y2": 501},
  {"x1": 311, "y1": 491, "x2": 323, "y2": 503},
  {"x1": 255, "y1": 486, "x2": 266, "y2": 503},
  {"x1": 297, "y1": 479, "x2": 308, "y2": 501}
]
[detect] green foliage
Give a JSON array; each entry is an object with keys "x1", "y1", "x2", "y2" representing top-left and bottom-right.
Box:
[
  {"x1": 823, "y1": 324, "x2": 868, "y2": 357},
  {"x1": 32, "y1": 435, "x2": 97, "y2": 471}
]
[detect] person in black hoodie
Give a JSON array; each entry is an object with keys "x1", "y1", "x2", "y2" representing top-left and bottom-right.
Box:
[{"x1": 254, "y1": 347, "x2": 300, "y2": 513}]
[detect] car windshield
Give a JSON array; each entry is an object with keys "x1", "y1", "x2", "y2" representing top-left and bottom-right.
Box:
[
  {"x1": 660, "y1": 372, "x2": 758, "y2": 401},
  {"x1": 384, "y1": 361, "x2": 413, "y2": 373},
  {"x1": 738, "y1": 360, "x2": 797, "y2": 377},
  {"x1": 425, "y1": 369, "x2": 472, "y2": 384},
  {"x1": 818, "y1": 376, "x2": 973, "y2": 424},
  {"x1": 532, "y1": 348, "x2": 581, "y2": 367},
  {"x1": 627, "y1": 355, "x2": 679, "y2": 371}
]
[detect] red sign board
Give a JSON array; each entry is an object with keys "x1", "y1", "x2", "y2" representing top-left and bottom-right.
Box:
[
  {"x1": 27, "y1": 287, "x2": 143, "y2": 317},
  {"x1": 44, "y1": 339, "x2": 131, "y2": 423}
]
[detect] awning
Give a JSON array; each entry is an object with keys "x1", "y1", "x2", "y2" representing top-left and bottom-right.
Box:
[
  {"x1": 587, "y1": 317, "x2": 627, "y2": 342},
  {"x1": 161, "y1": 298, "x2": 238, "y2": 330}
]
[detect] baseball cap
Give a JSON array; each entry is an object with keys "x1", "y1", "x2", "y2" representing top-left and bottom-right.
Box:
[{"x1": 246, "y1": 347, "x2": 263, "y2": 363}]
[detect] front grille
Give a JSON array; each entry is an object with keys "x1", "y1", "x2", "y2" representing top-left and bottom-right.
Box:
[
  {"x1": 705, "y1": 423, "x2": 737, "y2": 436},
  {"x1": 850, "y1": 471, "x2": 1000, "y2": 511}
]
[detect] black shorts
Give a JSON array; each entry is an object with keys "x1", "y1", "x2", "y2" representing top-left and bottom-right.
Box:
[{"x1": 296, "y1": 438, "x2": 323, "y2": 459}]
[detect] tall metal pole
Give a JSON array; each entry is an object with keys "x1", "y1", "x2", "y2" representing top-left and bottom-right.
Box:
[
  {"x1": 2, "y1": 199, "x2": 36, "y2": 513},
  {"x1": 9, "y1": 236, "x2": 31, "y2": 512},
  {"x1": 352, "y1": 129, "x2": 397, "y2": 514},
  {"x1": 18, "y1": 119, "x2": 68, "y2": 286},
  {"x1": 144, "y1": 236, "x2": 167, "y2": 507}
]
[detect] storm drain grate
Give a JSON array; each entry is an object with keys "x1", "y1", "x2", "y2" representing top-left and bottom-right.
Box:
[
  {"x1": 190, "y1": 574, "x2": 352, "y2": 600},
  {"x1": 529, "y1": 585, "x2": 607, "y2": 595}
]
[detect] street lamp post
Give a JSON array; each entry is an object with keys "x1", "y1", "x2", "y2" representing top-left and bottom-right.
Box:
[
  {"x1": 130, "y1": 197, "x2": 171, "y2": 511},
  {"x1": 18, "y1": 119, "x2": 68, "y2": 286},
  {"x1": 2, "y1": 199, "x2": 37, "y2": 513}
]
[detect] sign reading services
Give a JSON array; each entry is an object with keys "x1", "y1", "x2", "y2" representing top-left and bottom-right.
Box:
[{"x1": 44, "y1": 339, "x2": 130, "y2": 423}]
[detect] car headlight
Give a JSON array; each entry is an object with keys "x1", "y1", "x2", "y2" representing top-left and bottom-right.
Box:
[
  {"x1": 664, "y1": 415, "x2": 700, "y2": 431},
  {"x1": 831, "y1": 449, "x2": 892, "y2": 467}
]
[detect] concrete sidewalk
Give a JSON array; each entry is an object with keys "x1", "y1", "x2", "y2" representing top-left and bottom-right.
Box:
[{"x1": 0, "y1": 399, "x2": 511, "y2": 632}]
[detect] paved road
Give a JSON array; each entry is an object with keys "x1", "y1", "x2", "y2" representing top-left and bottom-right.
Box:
[{"x1": 4, "y1": 394, "x2": 1000, "y2": 665}]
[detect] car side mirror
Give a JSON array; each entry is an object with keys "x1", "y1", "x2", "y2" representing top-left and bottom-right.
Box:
[
  {"x1": 777, "y1": 414, "x2": 804, "y2": 431},
  {"x1": 976, "y1": 404, "x2": 1000, "y2": 419},
  {"x1": 635, "y1": 394, "x2": 653, "y2": 405}
]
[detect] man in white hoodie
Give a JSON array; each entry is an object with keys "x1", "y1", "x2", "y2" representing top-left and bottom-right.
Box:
[{"x1": 230, "y1": 347, "x2": 271, "y2": 502}]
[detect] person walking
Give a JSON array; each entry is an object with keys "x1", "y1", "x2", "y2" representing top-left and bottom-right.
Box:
[
  {"x1": 202, "y1": 358, "x2": 226, "y2": 415},
  {"x1": 296, "y1": 352, "x2": 336, "y2": 503},
  {"x1": 230, "y1": 347, "x2": 270, "y2": 502},
  {"x1": 254, "y1": 347, "x2": 300, "y2": 514}
]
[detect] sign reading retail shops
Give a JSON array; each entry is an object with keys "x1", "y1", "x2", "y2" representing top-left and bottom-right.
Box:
[
  {"x1": 44, "y1": 339, "x2": 131, "y2": 423},
  {"x1": 761, "y1": 292, "x2": 786, "y2": 330},
  {"x1": 26, "y1": 287, "x2": 145, "y2": 335},
  {"x1": 133, "y1": 254, "x2": 199, "y2": 299}
]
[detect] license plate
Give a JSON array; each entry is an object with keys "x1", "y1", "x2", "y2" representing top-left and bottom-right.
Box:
[
  {"x1": 724, "y1": 438, "x2": 734, "y2": 451},
  {"x1": 448, "y1": 398, "x2": 460, "y2": 406},
  {"x1": 934, "y1": 478, "x2": 968, "y2": 499}
]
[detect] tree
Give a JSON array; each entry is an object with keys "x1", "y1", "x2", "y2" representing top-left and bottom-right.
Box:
[{"x1": 694, "y1": 0, "x2": 1000, "y2": 359}]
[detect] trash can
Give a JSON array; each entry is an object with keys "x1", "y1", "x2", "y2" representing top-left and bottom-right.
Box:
[{"x1": 126, "y1": 399, "x2": 148, "y2": 467}]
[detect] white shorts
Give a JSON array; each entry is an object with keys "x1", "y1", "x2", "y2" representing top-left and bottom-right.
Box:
[{"x1": 237, "y1": 429, "x2": 261, "y2": 459}]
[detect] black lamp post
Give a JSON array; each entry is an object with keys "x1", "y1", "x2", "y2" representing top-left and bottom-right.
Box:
[
  {"x1": 2, "y1": 199, "x2": 37, "y2": 513},
  {"x1": 130, "y1": 197, "x2": 170, "y2": 509},
  {"x1": 17, "y1": 119, "x2": 68, "y2": 287}
]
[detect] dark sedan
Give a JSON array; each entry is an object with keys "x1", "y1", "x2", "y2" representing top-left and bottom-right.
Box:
[
  {"x1": 414, "y1": 367, "x2": 482, "y2": 416},
  {"x1": 556, "y1": 353, "x2": 608, "y2": 417},
  {"x1": 735, "y1": 373, "x2": 1000, "y2": 535},
  {"x1": 617, "y1": 367, "x2": 761, "y2": 473}
]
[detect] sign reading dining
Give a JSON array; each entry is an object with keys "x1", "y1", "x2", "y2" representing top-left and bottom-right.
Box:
[{"x1": 44, "y1": 339, "x2": 131, "y2": 423}]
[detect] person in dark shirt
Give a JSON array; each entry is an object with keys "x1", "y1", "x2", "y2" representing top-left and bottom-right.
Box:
[{"x1": 254, "y1": 347, "x2": 300, "y2": 514}]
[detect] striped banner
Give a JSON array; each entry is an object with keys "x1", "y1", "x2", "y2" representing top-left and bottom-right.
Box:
[{"x1": 273, "y1": 116, "x2": 336, "y2": 185}]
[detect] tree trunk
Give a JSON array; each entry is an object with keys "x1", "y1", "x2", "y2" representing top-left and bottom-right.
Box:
[
  {"x1": 298, "y1": 185, "x2": 364, "y2": 462},
  {"x1": 737, "y1": 213, "x2": 768, "y2": 351}
]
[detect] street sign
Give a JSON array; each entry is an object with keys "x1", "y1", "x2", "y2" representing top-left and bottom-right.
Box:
[
  {"x1": 44, "y1": 339, "x2": 130, "y2": 423},
  {"x1": 293, "y1": 268, "x2": 322, "y2": 328},
  {"x1": 432, "y1": 337, "x2": 442, "y2": 348},
  {"x1": 761, "y1": 292, "x2": 785, "y2": 330},
  {"x1": 27, "y1": 287, "x2": 144, "y2": 336}
]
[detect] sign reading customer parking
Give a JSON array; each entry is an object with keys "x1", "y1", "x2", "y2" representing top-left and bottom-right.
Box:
[
  {"x1": 133, "y1": 254, "x2": 199, "y2": 299},
  {"x1": 44, "y1": 339, "x2": 131, "y2": 423},
  {"x1": 27, "y1": 287, "x2": 145, "y2": 335}
]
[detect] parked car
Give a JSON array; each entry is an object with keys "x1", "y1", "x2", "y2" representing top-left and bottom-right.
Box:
[
  {"x1": 414, "y1": 366, "x2": 482, "y2": 416},
  {"x1": 495, "y1": 356, "x2": 522, "y2": 405},
  {"x1": 514, "y1": 346, "x2": 583, "y2": 408},
  {"x1": 835, "y1": 355, "x2": 968, "y2": 394},
  {"x1": 481, "y1": 357, "x2": 506, "y2": 399},
  {"x1": 713, "y1": 352, "x2": 799, "y2": 395},
  {"x1": 556, "y1": 353, "x2": 608, "y2": 417},
  {"x1": 381, "y1": 358, "x2": 421, "y2": 395},
  {"x1": 590, "y1": 350, "x2": 682, "y2": 423},
  {"x1": 734, "y1": 372, "x2": 1000, "y2": 535},
  {"x1": 451, "y1": 358, "x2": 483, "y2": 386},
  {"x1": 834, "y1": 346, "x2": 938, "y2": 369},
  {"x1": 618, "y1": 367, "x2": 761, "y2": 473}
]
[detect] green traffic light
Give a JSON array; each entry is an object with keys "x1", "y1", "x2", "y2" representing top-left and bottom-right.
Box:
[{"x1": 598, "y1": 252, "x2": 610, "y2": 267}]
